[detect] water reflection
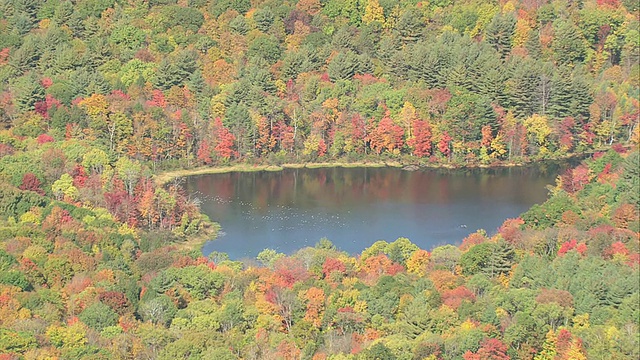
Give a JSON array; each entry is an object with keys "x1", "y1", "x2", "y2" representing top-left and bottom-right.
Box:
[{"x1": 184, "y1": 164, "x2": 566, "y2": 259}]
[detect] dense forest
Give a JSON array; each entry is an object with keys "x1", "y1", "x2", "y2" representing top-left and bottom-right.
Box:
[
  {"x1": 0, "y1": 0, "x2": 638, "y2": 359},
  {"x1": 0, "y1": 0, "x2": 638, "y2": 166}
]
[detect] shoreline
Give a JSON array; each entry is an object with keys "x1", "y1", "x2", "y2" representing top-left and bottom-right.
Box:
[
  {"x1": 154, "y1": 161, "x2": 400, "y2": 186},
  {"x1": 159, "y1": 150, "x2": 597, "y2": 253},
  {"x1": 153, "y1": 152, "x2": 590, "y2": 186}
]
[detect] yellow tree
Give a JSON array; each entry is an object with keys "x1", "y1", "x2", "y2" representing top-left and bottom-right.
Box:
[
  {"x1": 79, "y1": 94, "x2": 109, "y2": 142},
  {"x1": 406, "y1": 249, "x2": 430, "y2": 277},
  {"x1": 362, "y1": 0, "x2": 385, "y2": 25},
  {"x1": 399, "y1": 101, "x2": 417, "y2": 139},
  {"x1": 523, "y1": 114, "x2": 552, "y2": 157}
]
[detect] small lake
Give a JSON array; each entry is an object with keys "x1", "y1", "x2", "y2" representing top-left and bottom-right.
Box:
[{"x1": 183, "y1": 164, "x2": 566, "y2": 259}]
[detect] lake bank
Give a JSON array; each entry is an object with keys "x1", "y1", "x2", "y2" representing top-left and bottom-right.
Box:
[
  {"x1": 153, "y1": 151, "x2": 592, "y2": 187},
  {"x1": 154, "y1": 161, "x2": 399, "y2": 186}
]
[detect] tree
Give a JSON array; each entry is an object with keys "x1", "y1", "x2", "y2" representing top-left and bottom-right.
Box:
[
  {"x1": 19, "y1": 172, "x2": 44, "y2": 195},
  {"x1": 327, "y1": 51, "x2": 360, "y2": 81},
  {"x1": 616, "y1": 151, "x2": 639, "y2": 207},
  {"x1": 394, "y1": 8, "x2": 423, "y2": 43},
  {"x1": 460, "y1": 242, "x2": 495, "y2": 276},
  {"x1": 406, "y1": 249, "x2": 430, "y2": 276},
  {"x1": 51, "y1": 173, "x2": 78, "y2": 201},
  {"x1": 212, "y1": 117, "x2": 237, "y2": 161},
  {"x1": 408, "y1": 119, "x2": 432, "y2": 157},
  {"x1": 523, "y1": 114, "x2": 552, "y2": 156},
  {"x1": 362, "y1": 0, "x2": 385, "y2": 25},
  {"x1": 367, "y1": 111, "x2": 404, "y2": 154},
  {"x1": 115, "y1": 157, "x2": 142, "y2": 196},
  {"x1": 360, "y1": 342, "x2": 397, "y2": 360},
  {"x1": 552, "y1": 19, "x2": 588, "y2": 65},
  {"x1": 79, "y1": 302, "x2": 118, "y2": 332},
  {"x1": 484, "y1": 240, "x2": 515, "y2": 278},
  {"x1": 464, "y1": 338, "x2": 510, "y2": 360},
  {"x1": 431, "y1": 245, "x2": 461, "y2": 272},
  {"x1": 82, "y1": 148, "x2": 109, "y2": 175},
  {"x1": 139, "y1": 295, "x2": 177, "y2": 327},
  {"x1": 485, "y1": 13, "x2": 516, "y2": 58},
  {"x1": 11, "y1": 72, "x2": 45, "y2": 112},
  {"x1": 438, "y1": 131, "x2": 453, "y2": 159}
]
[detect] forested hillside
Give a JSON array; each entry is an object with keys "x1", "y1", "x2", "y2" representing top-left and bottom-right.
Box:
[
  {"x1": 0, "y1": 0, "x2": 638, "y2": 166},
  {"x1": 0, "y1": 0, "x2": 638, "y2": 359},
  {"x1": 0, "y1": 142, "x2": 638, "y2": 358}
]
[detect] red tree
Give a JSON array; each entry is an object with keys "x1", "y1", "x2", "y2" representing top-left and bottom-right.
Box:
[
  {"x1": 19, "y1": 173, "x2": 45, "y2": 195},
  {"x1": 409, "y1": 119, "x2": 432, "y2": 157},
  {"x1": 438, "y1": 131, "x2": 452, "y2": 158},
  {"x1": 322, "y1": 257, "x2": 346, "y2": 278},
  {"x1": 367, "y1": 112, "x2": 404, "y2": 154},
  {"x1": 441, "y1": 286, "x2": 476, "y2": 309},
  {"x1": 212, "y1": 117, "x2": 237, "y2": 160},
  {"x1": 196, "y1": 141, "x2": 212, "y2": 165},
  {"x1": 464, "y1": 338, "x2": 510, "y2": 360}
]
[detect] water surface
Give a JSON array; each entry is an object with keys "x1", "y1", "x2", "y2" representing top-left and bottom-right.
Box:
[{"x1": 183, "y1": 164, "x2": 564, "y2": 259}]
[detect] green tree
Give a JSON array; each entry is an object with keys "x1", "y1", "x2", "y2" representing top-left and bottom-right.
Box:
[
  {"x1": 10, "y1": 72, "x2": 45, "y2": 112},
  {"x1": 253, "y1": 7, "x2": 274, "y2": 32},
  {"x1": 616, "y1": 151, "x2": 640, "y2": 207},
  {"x1": 109, "y1": 24, "x2": 145, "y2": 52},
  {"x1": 51, "y1": 173, "x2": 78, "y2": 200},
  {"x1": 247, "y1": 35, "x2": 281, "y2": 63},
  {"x1": 460, "y1": 242, "x2": 495, "y2": 276},
  {"x1": 552, "y1": 19, "x2": 587, "y2": 65},
  {"x1": 139, "y1": 295, "x2": 178, "y2": 327},
  {"x1": 327, "y1": 51, "x2": 359, "y2": 81},
  {"x1": 79, "y1": 302, "x2": 119, "y2": 332},
  {"x1": 394, "y1": 7, "x2": 423, "y2": 43},
  {"x1": 115, "y1": 157, "x2": 142, "y2": 196},
  {"x1": 485, "y1": 13, "x2": 516, "y2": 58},
  {"x1": 431, "y1": 245, "x2": 461, "y2": 272},
  {"x1": 483, "y1": 240, "x2": 515, "y2": 278}
]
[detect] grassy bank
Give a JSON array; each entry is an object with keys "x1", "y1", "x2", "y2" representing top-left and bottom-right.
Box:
[{"x1": 154, "y1": 161, "x2": 403, "y2": 186}]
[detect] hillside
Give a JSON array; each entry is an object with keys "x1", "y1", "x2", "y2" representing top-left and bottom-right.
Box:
[{"x1": 0, "y1": 0, "x2": 639, "y2": 359}]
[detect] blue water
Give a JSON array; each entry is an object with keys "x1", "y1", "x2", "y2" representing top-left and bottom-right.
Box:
[{"x1": 182, "y1": 165, "x2": 563, "y2": 259}]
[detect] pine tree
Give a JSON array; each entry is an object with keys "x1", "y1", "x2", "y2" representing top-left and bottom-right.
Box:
[
  {"x1": 485, "y1": 13, "x2": 516, "y2": 59},
  {"x1": 552, "y1": 19, "x2": 587, "y2": 65},
  {"x1": 548, "y1": 66, "x2": 573, "y2": 120},
  {"x1": 327, "y1": 51, "x2": 359, "y2": 81},
  {"x1": 484, "y1": 240, "x2": 515, "y2": 277},
  {"x1": 505, "y1": 58, "x2": 542, "y2": 118},
  {"x1": 154, "y1": 59, "x2": 181, "y2": 91},
  {"x1": 393, "y1": 7, "x2": 423, "y2": 43},
  {"x1": 616, "y1": 150, "x2": 640, "y2": 207},
  {"x1": 11, "y1": 72, "x2": 44, "y2": 112}
]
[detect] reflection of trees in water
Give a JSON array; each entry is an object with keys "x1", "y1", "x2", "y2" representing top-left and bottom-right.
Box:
[{"x1": 186, "y1": 163, "x2": 570, "y2": 213}]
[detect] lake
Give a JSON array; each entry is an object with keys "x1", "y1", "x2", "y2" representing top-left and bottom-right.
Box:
[{"x1": 183, "y1": 163, "x2": 566, "y2": 259}]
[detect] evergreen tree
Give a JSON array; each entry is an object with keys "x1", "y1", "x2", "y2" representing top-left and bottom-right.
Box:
[
  {"x1": 505, "y1": 58, "x2": 542, "y2": 118},
  {"x1": 485, "y1": 13, "x2": 516, "y2": 59},
  {"x1": 327, "y1": 51, "x2": 359, "y2": 81},
  {"x1": 552, "y1": 19, "x2": 587, "y2": 65},
  {"x1": 11, "y1": 72, "x2": 44, "y2": 112},
  {"x1": 548, "y1": 66, "x2": 573, "y2": 120},
  {"x1": 484, "y1": 240, "x2": 515, "y2": 277},
  {"x1": 393, "y1": 7, "x2": 423, "y2": 44},
  {"x1": 154, "y1": 58, "x2": 180, "y2": 91},
  {"x1": 253, "y1": 7, "x2": 274, "y2": 32},
  {"x1": 616, "y1": 151, "x2": 640, "y2": 207}
]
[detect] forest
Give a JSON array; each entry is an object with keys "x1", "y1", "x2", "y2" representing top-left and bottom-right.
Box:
[{"x1": 0, "y1": 0, "x2": 638, "y2": 358}]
